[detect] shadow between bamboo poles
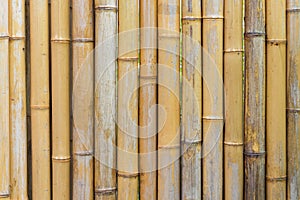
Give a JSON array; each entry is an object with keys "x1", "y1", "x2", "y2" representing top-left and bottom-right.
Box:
[
  {"x1": 72, "y1": 0, "x2": 94, "y2": 199},
  {"x1": 94, "y1": 0, "x2": 118, "y2": 199},
  {"x1": 287, "y1": 1, "x2": 300, "y2": 199},
  {"x1": 0, "y1": 0, "x2": 10, "y2": 199},
  {"x1": 29, "y1": 0, "x2": 51, "y2": 199},
  {"x1": 224, "y1": 0, "x2": 243, "y2": 199},
  {"x1": 9, "y1": 0, "x2": 28, "y2": 199}
]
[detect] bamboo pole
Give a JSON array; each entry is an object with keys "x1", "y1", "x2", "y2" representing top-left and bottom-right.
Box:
[
  {"x1": 0, "y1": 0, "x2": 10, "y2": 199},
  {"x1": 29, "y1": 0, "x2": 51, "y2": 199},
  {"x1": 202, "y1": 0, "x2": 224, "y2": 199},
  {"x1": 244, "y1": 0, "x2": 266, "y2": 199},
  {"x1": 72, "y1": 0, "x2": 94, "y2": 199},
  {"x1": 287, "y1": 0, "x2": 300, "y2": 199},
  {"x1": 157, "y1": 0, "x2": 180, "y2": 199},
  {"x1": 9, "y1": 0, "x2": 28, "y2": 199},
  {"x1": 223, "y1": 0, "x2": 243, "y2": 198},
  {"x1": 266, "y1": 0, "x2": 286, "y2": 199},
  {"x1": 181, "y1": 0, "x2": 202, "y2": 199},
  {"x1": 139, "y1": 0, "x2": 157, "y2": 199},
  {"x1": 94, "y1": 0, "x2": 118, "y2": 199}
]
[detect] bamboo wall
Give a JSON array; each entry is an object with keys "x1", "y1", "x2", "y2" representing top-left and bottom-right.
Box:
[{"x1": 0, "y1": 0, "x2": 300, "y2": 199}]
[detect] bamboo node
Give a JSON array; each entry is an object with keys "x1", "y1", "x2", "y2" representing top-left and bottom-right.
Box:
[
  {"x1": 10, "y1": 36, "x2": 26, "y2": 40},
  {"x1": 30, "y1": 105, "x2": 50, "y2": 110},
  {"x1": 117, "y1": 172, "x2": 139, "y2": 178},
  {"x1": 72, "y1": 38, "x2": 94, "y2": 43},
  {"x1": 118, "y1": 57, "x2": 139, "y2": 61},
  {"x1": 51, "y1": 38, "x2": 70, "y2": 43},
  {"x1": 159, "y1": 34, "x2": 180, "y2": 39},
  {"x1": 244, "y1": 151, "x2": 266, "y2": 157},
  {"x1": 224, "y1": 48, "x2": 244, "y2": 53},
  {"x1": 202, "y1": 15, "x2": 224, "y2": 20},
  {"x1": 158, "y1": 144, "x2": 180, "y2": 149},
  {"x1": 244, "y1": 32, "x2": 266, "y2": 38},
  {"x1": 224, "y1": 141, "x2": 243, "y2": 146},
  {"x1": 94, "y1": 5, "x2": 118, "y2": 11},
  {"x1": 0, "y1": 35, "x2": 9, "y2": 40},
  {"x1": 95, "y1": 187, "x2": 117, "y2": 194},
  {"x1": 266, "y1": 176, "x2": 287, "y2": 182},
  {"x1": 182, "y1": 16, "x2": 201, "y2": 21},
  {"x1": 266, "y1": 39, "x2": 286, "y2": 45},
  {"x1": 286, "y1": 108, "x2": 300, "y2": 113},
  {"x1": 287, "y1": 8, "x2": 300, "y2": 13},
  {"x1": 0, "y1": 193, "x2": 9, "y2": 198},
  {"x1": 183, "y1": 139, "x2": 202, "y2": 145},
  {"x1": 139, "y1": 75, "x2": 157, "y2": 80},
  {"x1": 52, "y1": 156, "x2": 71, "y2": 162},
  {"x1": 202, "y1": 116, "x2": 224, "y2": 120},
  {"x1": 74, "y1": 151, "x2": 93, "y2": 156}
]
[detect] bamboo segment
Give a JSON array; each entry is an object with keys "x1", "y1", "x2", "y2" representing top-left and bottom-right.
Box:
[
  {"x1": 72, "y1": 0, "x2": 94, "y2": 199},
  {"x1": 0, "y1": 0, "x2": 10, "y2": 199},
  {"x1": 224, "y1": 0, "x2": 243, "y2": 199},
  {"x1": 287, "y1": 0, "x2": 300, "y2": 199},
  {"x1": 139, "y1": 0, "x2": 157, "y2": 199},
  {"x1": 202, "y1": 0, "x2": 224, "y2": 199},
  {"x1": 29, "y1": 0, "x2": 51, "y2": 199},
  {"x1": 94, "y1": 0, "x2": 118, "y2": 199},
  {"x1": 157, "y1": 0, "x2": 180, "y2": 199},
  {"x1": 117, "y1": 0, "x2": 139, "y2": 199},
  {"x1": 244, "y1": 0, "x2": 266, "y2": 199},
  {"x1": 181, "y1": 0, "x2": 202, "y2": 199},
  {"x1": 9, "y1": 0, "x2": 28, "y2": 199}
]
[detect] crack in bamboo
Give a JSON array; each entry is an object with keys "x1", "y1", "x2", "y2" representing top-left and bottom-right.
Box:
[
  {"x1": 266, "y1": 176, "x2": 287, "y2": 182},
  {"x1": 95, "y1": 188, "x2": 117, "y2": 194}
]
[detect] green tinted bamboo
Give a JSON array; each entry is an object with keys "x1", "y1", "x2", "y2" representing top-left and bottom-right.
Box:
[
  {"x1": 9, "y1": 0, "x2": 28, "y2": 199},
  {"x1": 94, "y1": 0, "x2": 117, "y2": 199},
  {"x1": 287, "y1": 0, "x2": 300, "y2": 199},
  {"x1": 266, "y1": 0, "x2": 286, "y2": 199},
  {"x1": 139, "y1": 0, "x2": 157, "y2": 199},
  {"x1": 202, "y1": 0, "x2": 224, "y2": 199},
  {"x1": 157, "y1": 0, "x2": 180, "y2": 199},
  {"x1": 224, "y1": 0, "x2": 243, "y2": 198},
  {"x1": 72, "y1": 0, "x2": 94, "y2": 199},
  {"x1": 30, "y1": 0, "x2": 51, "y2": 199},
  {"x1": 244, "y1": 0, "x2": 266, "y2": 199},
  {"x1": 181, "y1": 0, "x2": 202, "y2": 199},
  {"x1": 0, "y1": 0, "x2": 10, "y2": 199}
]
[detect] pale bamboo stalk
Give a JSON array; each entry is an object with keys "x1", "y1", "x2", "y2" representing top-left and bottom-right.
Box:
[
  {"x1": 224, "y1": 0, "x2": 243, "y2": 198},
  {"x1": 94, "y1": 0, "x2": 118, "y2": 199},
  {"x1": 157, "y1": 0, "x2": 180, "y2": 199},
  {"x1": 72, "y1": 0, "x2": 94, "y2": 199},
  {"x1": 266, "y1": 0, "x2": 286, "y2": 199},
  {"x1": 287, "y1": 0, "x2": 300, "y2": 199},
  {"x1": 0, "y1": 0, "x2": 10, "y2": 199},
  {"x1": 181, "y1": 0, "x2": 202, "y2": 199},
  {"x1": 9, "y1": 0, "x2": 28, "y2": 199},
  {"x1": 244, "y1": 0, "x2": 266, "y2": 199},
  {"x1": 202, "y1": 0, "x2": 224, "y2": 199},
  {"x1": 139, "y1": 0, "x2": 157, "y2": 199},
  {"x1": 30, "y1": 0, "x2": 51, "y2": 199}
]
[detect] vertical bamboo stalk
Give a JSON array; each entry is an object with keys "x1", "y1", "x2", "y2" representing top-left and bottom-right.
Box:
[
  {"x1": 0, "y1": 0, "x2": 10, "y2": 199},
  {"x1": 266, "y1": 0, "x2": 286, "y2": 199},
  {"x1": 224, "y1": 0, "x2": 243, "y2": 198},
  {"x1": 30, "y1": 0, "x2": 51, "y2": 199},
  {"x1": 139, "y1": 0, "x2": 157, "y2": 199},
  {"x1": 181, "y1": 0, "x2": 202, "y2": 199},
  {"x1": 72, "y1": 0, "x2": 94, "y2": 199},
  {"x1": 117, "y1": 0, "x2": 139, "y2": 199},
  {"x1": 94, "y1": 0, "x2": 118, "y2": 199},
  {"x1": 244, "y1": 0, "x2": 266, "y2": 199},
  {"x1": 202, "y1": 0, "x2": 224, "y2": 199},
  {"x1": 287, "y1": 0, "x2": 300, "y2": 199},
  {"x1": 9, "y1": 0, "x2": 28, "y2": 199},
  {"x1": 157, "y1": 0, "x2": 180, "y2": 199}
]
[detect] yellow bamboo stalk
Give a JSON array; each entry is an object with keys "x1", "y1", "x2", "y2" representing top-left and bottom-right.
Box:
[
  {"x1": 139, "y1": 0, "x2": 157, "y2": 199},
  {"x1": 224, "y1": 0, "x2": 243, "y2": 198},
  {"x1": 30, "y1": 0, "x2": 51, "y2": 199},
  {"x1": 157, "y1": 0, "x2": 180, "y2": 199},
  {"x1": 244, "y1": 0, "x2": 266, "y2": 199},
  {"x1": 9, "y1": 0, "x2": 28, "y2": 199},
  {"x1": 94, "y1": 0, "x2": 117, "y2": 199},
  {"x1": 72, "y1": 0, "x2": 94, "y2": 199},
  {"x1": 287, "y1": 0, "x2": 300, "y2": 199},
  {"x1": 0, "y1": 0, "x2": 10, "y2": 199},
  {"x1": 181, "y1": 0, "x2": 202, "y2": 199},
  {"x1": 202, "y1": 0, "x2": 224, "y2": 199}
]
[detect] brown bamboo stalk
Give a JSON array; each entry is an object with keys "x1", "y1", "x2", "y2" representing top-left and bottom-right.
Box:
[
  {"x1": 244, "y1": 0, "x2": 266, "y2": 199},
  {"x1": 29, "y1": 0, "x2": 51, "y2": 199},
  {"x1": 0, "y1": 0, "x2": 10, "y2": 199},
  {"x1": 9, "y1": 0, "x2": 28, "y2": 199},
  {"x1": 157, "y1": 0, "x2": 180, "y2": 199},
  {"x1": 266, "y1": 0, "x2": 286, "y2": 199},
  {"x1": 202, "y1": 0, "x2": 224, "y2": 199},
  {"x1": 224, "y1": 0, "x2": 243, "y2": 198},
  {"x1": 181, "y1": 0, "x2": 202, "y2": 199},
  {"x1": 72, "y1": 0, "x2": 94, "y2": 199},
  {"x1": 94, "y1": 0, "x2": 118, "y2": 199},
  {"x1": 287, "y1": 0, "x2": 300, "y2": 199},
  {"x1": 117, "y1": 0, "x2": 139, "y2": 199},
  {"x1": 139, "y1": 0, "x2": 157, "y2": 199}
]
